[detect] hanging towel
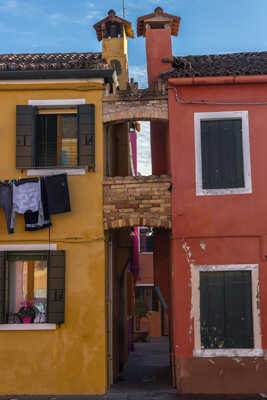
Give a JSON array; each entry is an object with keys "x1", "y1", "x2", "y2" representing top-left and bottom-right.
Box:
[{"x1": 43, "y1": 174, "x2": 71, "y2": 215}]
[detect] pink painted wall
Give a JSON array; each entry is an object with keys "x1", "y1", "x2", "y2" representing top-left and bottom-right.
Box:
[
  {"x1": 145, "y1": 28, "x2": 172, "y2": 87},
  {"x1": 168, "y1": 81, "x2": 267, "y2": 393},
  {"x1": 136, "y1": 253, "x2": 154, "y2": 285},
  {"x1": 168, "y1": 82, "x2": 267, "y2": 237}
]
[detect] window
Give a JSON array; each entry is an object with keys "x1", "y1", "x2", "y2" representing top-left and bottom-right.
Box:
[
  {"x1": 200, "y1": 271, "x2": 253, "y2": 349},
  {"x1": 139, "y1": 227, "x2": 153, "y2": 253},
  {"x1": 192, "y1": 264, "x2": 262, "y2": 357},
  {"x1": 0, "y1": 251, "x2": 65, "y2": 325},
  {"x1": 36, "y1": 114, "x2": 78, "y2": 168},
  {"x1": 16, "y1": 103, "x2": 95, "y2": 170},
  {"x1": 135, "y1": 286, "x2": 159, "y2": 311},
  {"x1": 194, "y1": 111, "x2": 252, "y2": 196}
]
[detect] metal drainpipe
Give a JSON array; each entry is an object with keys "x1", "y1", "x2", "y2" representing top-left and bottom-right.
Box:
[{"x1": 108, "y1": 237, "x2": 113, "y2": 385}]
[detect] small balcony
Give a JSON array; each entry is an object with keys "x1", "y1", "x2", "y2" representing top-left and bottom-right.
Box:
[{"x1": 103, "y1": 175, "x2": 172, "y2": 230}]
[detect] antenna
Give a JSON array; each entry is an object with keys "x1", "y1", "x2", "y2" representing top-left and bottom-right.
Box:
[{"x1": 122, "y1": 0, "x2": 126, "y2": 18}]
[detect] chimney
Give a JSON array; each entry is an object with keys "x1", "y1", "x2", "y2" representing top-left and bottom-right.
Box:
[{"x1": 137, "y1": 7, "x2": 180, "y2": 88}]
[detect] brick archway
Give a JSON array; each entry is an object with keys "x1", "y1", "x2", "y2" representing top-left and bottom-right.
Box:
[{"x1": 103, "y1": 91, "x2": 168, "y2": 124}]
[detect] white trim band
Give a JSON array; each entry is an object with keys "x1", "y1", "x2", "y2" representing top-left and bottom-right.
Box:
[
  {"x1": 0, "y1": 244, "x2": 57, "y2": 251},
  {"x1": 28, "y1": 98, "x2": 85, "y2": 106},
  {"x1": 194, "y1": 349, "x2": 264, "y2": 358},
  {"x1": 135, "y1": 283, "x2": 154, "y2": 287},
  {"x1": 27, "y1": 168, "x2": 86, "y2": 176},
  {"x1": 0, "y1": 324, "x2": 56, "y2": 331},
  {"x1": 195, "y1": 264, "x2": 258, "y2": 272}
]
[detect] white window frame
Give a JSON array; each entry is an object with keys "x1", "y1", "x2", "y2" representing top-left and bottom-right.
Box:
[
  {"x1": 27, "y1": 98, "x2": 86, "y2": 176},
  {"x1": 194, "y1": 111, "x2": 252, "y2": 196},
  {"x1": 191, "y1": 263, "x2": 263, "y2": 357}
]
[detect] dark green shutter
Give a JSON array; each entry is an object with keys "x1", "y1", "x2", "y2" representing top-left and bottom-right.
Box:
[
  {"x1": 78, "y1": 104, "x2": 95, "y2": 170},
  {"x1": 200, "y1": 271, "x2": 226, "y2": 349},
  {"x1": 224, "y1": 271, "x2": 253, "y2": 348},
  {"x1": 201, "y1": 119, "x2": 244, "y2": 189},
  {"x1": 0, "y1": 252, "x2": 6, "y2": 324},
  {"x1": 47, "y1": 251, "x2": 65, "y2": 324},
  {"x1": 16, "y1": 105, "x2": 36, "y2": 168},
  {"x1": 200, "y1": 271, "x2": 253, "y2": 349}
]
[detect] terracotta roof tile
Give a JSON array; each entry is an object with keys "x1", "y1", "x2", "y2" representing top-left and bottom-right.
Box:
[
  {"x1": 0, "y1": 52, "x2": 108, "y2": 72},
  {"x1": 161, "y1": 51, "x2": 267, "y2": 79}
]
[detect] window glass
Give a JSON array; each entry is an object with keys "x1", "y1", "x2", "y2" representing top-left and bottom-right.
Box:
[
  {"x1": 8, "y1": 259, "x2": 47, "y2": 323},
  {"x1": 61, "y1": 115, "x2": 78, "y2": 166},
  {"x1": 200, "y1": 271, "x2": 253, "y2": 349},
  {"x1": 36, "y1": 114, "x2": 77, "y2": 167}
]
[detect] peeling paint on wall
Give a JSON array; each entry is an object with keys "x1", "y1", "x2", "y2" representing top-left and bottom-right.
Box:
[
  {"x1": 200, "y1": 240, "x2": 206, "y2": 251},
  {"x1": 181, "y1": 238, "x2": 197, "y2": 346}
]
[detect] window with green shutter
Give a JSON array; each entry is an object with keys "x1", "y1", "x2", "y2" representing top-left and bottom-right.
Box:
[
  {"x1": 200, "y1": 270, "x2": 254, "y2": 349},
  {"x1": 194, "y1": 111, "x2": 252, "y2": 196},
  {"x1": 0, "y1": 251, "x2": 65, "y2": 325},
  {"x1": 201, "y1": 119, "x2": 244, "y2": 189},
  {"x1": 16, "y1": 104, "x2": 95, "y2": 170}
]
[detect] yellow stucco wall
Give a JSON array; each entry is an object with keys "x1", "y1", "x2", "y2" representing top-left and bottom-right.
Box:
[
  {"x1": 102, "y1": 30, "x2": 129, "y2": 90},
  {"x1": 0, "y1": 81, "x2": 107, "y2": 395}
]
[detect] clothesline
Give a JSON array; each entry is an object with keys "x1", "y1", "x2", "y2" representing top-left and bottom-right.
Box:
[{"x1": 0, "y1": 173, "x2": 71, "y2": 234}]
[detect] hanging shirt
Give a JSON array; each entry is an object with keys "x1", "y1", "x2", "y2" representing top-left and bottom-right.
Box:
[{"x1": 11, "y1": 178, "x2": 50, "y2": 231}]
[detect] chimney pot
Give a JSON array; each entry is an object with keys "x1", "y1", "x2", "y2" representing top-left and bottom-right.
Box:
[
  {"x1": 154, "y1": 7, "x2": 163, "y2": 15},
  {"x1": 108, "y1": 9, "x2": 116, "y2": 17}
]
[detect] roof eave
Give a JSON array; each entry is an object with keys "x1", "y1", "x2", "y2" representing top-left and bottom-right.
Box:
[
  {"x1": 0, "y1": 68, "x2": 115, "y2": 83},
  {"x1": 167, "y1": 74, "x2": 267, "y2": 86}
]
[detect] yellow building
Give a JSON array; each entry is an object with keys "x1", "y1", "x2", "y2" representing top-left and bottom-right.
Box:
[{"x1": 0, "y1": 10, "x2": 133, "y2": 396}]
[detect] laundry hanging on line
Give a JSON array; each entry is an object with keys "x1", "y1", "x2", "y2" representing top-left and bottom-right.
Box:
[{"x1": 0, "y1": 173, "x2": 71, "y2": 234}]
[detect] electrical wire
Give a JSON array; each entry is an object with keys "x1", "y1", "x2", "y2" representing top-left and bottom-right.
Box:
[{"x1": 167, "y1": 85, "x2": 267, "y2": 106}]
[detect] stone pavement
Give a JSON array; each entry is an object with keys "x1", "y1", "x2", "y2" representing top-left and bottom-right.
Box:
[{"x1": 107, "y1": 336, "x2": 176, "y2": 399}]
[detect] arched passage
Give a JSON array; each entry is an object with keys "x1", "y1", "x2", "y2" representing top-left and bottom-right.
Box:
[{"x1": 103, "y1": 98, "x2": 168, "y2": 124}]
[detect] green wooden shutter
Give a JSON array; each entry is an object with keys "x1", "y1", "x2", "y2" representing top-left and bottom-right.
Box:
[
  {"x1": 200, "y1": 271, "x2": 226, "y2": 349},
  {"x1": 224, "y1": 271, "x2": 253, "y2": 348},
  {"x1": 0, "y1": 252, "x2": 6, "y2": 324},
  {"x1": 78, "y1": 104, "x2": 95, "y2": 170},
  {"x1": 47, "y1": 251, "x2": 65, "y2": 324},
  {"x1": 201, "y1": 119, "x2": 244, "y2": 189},
  {"x1": 16, "y1": 105, "x2": 37, "y2": 168},
  {"x1": 200, "y1": 271, "x2": 253, "y2": 349}
]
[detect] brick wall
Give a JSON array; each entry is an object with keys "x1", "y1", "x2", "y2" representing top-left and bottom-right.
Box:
[
  {"x1": 103, "y1": 175, "x2": 172, "y2": 229},
  {"x1": 103, "y1": 98, "x2": 168, "y2": 124}
]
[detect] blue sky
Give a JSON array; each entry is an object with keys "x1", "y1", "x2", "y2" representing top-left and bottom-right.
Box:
[
  {"x1": 1, "y1": 0, "x2": 265, "y2": 174},
  {"x1": 0, "y1": 0, "x2": 266, "y2": 86}
]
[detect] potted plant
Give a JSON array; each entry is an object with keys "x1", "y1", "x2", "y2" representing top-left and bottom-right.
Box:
[
  {"x1": 134, "y1": 299, "x2": 150, "y2": 342},
  {"x1": 17, "y1": 301, "x2": 37, "y2": 323}
]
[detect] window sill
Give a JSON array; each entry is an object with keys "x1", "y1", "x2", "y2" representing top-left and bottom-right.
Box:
[
  {"x1": 193, "y1": 348, "x2": 264, "y2": 357},
  {"x1": 196, "y1": 186, "x2": 252, "y2": 196},
  {"x1": 0, "y1": 323, "x2": 57, "y2": 331},
  {"x1": 26, "y1": 168, "x2": 86, "y2": 176}
]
